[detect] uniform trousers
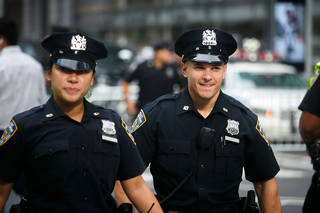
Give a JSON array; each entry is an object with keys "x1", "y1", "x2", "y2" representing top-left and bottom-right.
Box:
[{"x1": 303, "y1": 172, "x2": 320, "y2": 213}]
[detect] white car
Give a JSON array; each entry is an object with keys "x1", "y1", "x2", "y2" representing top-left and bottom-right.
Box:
[{"x1": 222, "y1": 62, "x2": 307, "y2": 143}]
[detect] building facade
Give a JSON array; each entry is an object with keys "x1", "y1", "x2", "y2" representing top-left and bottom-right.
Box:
[{"x1": 1, "y1": 0, "x2": 319, "y2": 73}]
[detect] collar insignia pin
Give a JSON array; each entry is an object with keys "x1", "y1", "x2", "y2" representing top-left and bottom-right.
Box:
[
  {"x1": 183, "y1": 106, "x2": 189, "y2": 110},
  {"x1": 223, "y1": 107, "x2": 228, "y2": 112},
  {"x1": 71, "y1": 34, "x2": 87, "y2": 50},
  {"x1": 46, "y1": 113, "x2": 53, "y2": 118},
  {"x1": 94, "y1": 112, "x2": 100, "y2": 116},
  {"x1": 202, "y1": 29, "x2": 217, "y2": 46}
]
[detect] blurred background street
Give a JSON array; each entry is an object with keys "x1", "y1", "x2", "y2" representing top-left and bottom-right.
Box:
[{"x1": 1, "y1": 0, "x2": 320, "y2": 212}]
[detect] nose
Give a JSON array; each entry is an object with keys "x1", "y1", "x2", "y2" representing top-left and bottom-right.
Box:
[
  {"x1": 202, "y1": 68, "x2": 212, "y2": 81},
  {"x1": 68, "y1": 72, "x2": 79, "y2": 83}
]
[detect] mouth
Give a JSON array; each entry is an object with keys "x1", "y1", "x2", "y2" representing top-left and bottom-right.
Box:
[
  {"x1": 200, "y1": 83, "x2": 213, "y2": 88},
  {"x1": 65, "y1": 87, "x2": 79, "y2": 93}
]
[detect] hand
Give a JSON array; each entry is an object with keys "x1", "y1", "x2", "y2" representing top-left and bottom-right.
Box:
[{"x1": 127, "y1": 101, "x2": 139, "y2": 116}]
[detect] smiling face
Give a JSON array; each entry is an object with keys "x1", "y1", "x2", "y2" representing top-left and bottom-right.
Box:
[
  {"x1": 181, "y1": 60, "x2": 227, "y2": 104},
  {"x1": 47, "y1": 63, "x2": 94, "y2": 108}
]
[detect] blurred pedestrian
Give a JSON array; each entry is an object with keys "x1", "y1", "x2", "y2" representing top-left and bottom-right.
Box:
[
  {"x1": 115, "y1": 28, "x2": 281, "y2": 213},
  {"x1": 0, "y1": 32, "x2": 162, "y2": 213},
  {"x1": 122, "y1": 41, "x2": 185, "y2": 117},
  {"x1": 299, "y1": 61, "x2": 320, "y2": 213},
  {"x1": 0, "y1": 16, "x2": 46, "y2": 197}
]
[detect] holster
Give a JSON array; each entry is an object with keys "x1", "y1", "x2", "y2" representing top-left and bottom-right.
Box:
[
  {"x1": 9, "y1": 196, "x2": 28, "y2": 213},
  {"x1": 238, "y1": 190, "x2": 259, "y2": 213}
]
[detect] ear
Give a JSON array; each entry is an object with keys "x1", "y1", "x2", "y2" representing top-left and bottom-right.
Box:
[
  {"x1": 222, "y1": 63, "x2": 227, "y2": 79},
  {"x1": 181, "y1": 62, "x2": 188, "y2": 78},
  {"x1": 46, "y1": 69, "x2": 52, "y2": 82},
  {"x1": 90, "y1": 72, "x2": 95, "y2": 87}
]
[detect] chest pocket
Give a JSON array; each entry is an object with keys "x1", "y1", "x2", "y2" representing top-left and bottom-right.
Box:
[
  {"x1": 93, "y1": 137, "x2": 120, "y2": 181},
  {"x1": 35, "y1": 139, "x2": 69, "y2": 159},
  {"x1": 30, "y1": 139, "x2": 69, "y2": 180},
  {"x1": 157, "y1": 137, "x2": 191, "y2": 175},
  {"x1": 214, "y1": 140, "x2": 244, "y2": 183}
]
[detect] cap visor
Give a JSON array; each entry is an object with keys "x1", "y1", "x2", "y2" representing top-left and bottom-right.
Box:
[
  {"x1": 53, "y1": 58, "x2": 94, "y2": 70},
  {"x1": 185, "y1": 53, "x2": 227, "y2": 64}
]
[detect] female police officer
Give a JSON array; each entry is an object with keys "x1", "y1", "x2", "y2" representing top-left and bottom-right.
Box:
[
  {"x1": 115, "y1": 28, "x2": 281, "y2": 213},
  {"x1": 0, "y1": 32, "x2": 162, "y2": 213}
]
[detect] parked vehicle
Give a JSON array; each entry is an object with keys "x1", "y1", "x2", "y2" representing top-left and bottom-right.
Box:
[{"x1": 222, "y1": 61, "x2": 307, "y2": 143}]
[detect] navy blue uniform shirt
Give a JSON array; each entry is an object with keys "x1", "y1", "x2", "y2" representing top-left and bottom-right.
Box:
[
  {"x1": 131, "y1": 88, "x2": 280, "y2": 213},
  {"x1": 0, "y1": 96, "x2": 146, "y2": 213},
  {"x1": 124, "y1": 60, "x2": 184, "y2": 110},
  {"x1": 299, "y1": 72, "x2": 320, "y2": 117}
]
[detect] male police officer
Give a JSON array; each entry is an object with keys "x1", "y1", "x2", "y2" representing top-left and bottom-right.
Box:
[
  {"x1": 299, "y1": 62, "x2": 320, "y2": 213},
  {"x1": 115, "y1": 28, "x2": 281, "y2": 213}
]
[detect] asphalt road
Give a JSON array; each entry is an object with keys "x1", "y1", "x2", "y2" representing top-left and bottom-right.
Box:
[{"x1": 3, "y1": 146, "x2": 314, "y2": 213}]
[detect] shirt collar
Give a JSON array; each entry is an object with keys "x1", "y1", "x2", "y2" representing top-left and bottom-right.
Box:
[
  {"x1": 0, "y1": 45, "x2": 22, "y2": 55},
  {"x1": 43, "y1": 96, "x2": 98, "y2": 122},
  {"x1": 177, "y1": 88, "x2": 232, "y2": 118}
]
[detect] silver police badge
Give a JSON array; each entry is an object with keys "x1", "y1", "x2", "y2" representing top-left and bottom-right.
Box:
[
  {"x1": 202, "y1": 29, "x2": 217, "y2": 46},
  {"x1": 226, "y1": 119, "x2": 239, "y2": 136},
  {"x1": 71, "y1": 34, "x2": 87, "y2": 50},
  {"x1": 101, "y1": 120, "x2": 116, "y2": 135}
]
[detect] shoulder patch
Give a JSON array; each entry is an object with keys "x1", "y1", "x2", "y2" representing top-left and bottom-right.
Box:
[
  {"x1": 256, "y1": 120, "x2": 269, "y2": 146},
  {"x1": 122, "y1": 119, "x2": 136, "y2": 145},
  {"x1": 131, "y1": 110, "x2": 147, "y2": 134},
  {"x1": 0, "y1": 120, "x2": 18, "y2": 146}
]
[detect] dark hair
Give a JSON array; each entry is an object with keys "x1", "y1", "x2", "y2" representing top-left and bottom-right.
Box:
[{"x1": 0, "y1": 16, "x2": 19, "y2": 45}]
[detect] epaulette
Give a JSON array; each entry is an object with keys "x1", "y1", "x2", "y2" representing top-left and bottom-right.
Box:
[
  {"x1": 14, "y1": 105, "x2": 45, "y2": 120},
  {"x1": 142, "y1": 92, "x2": 181, "y2": 113},
  {"x1": 225, "y1": 94, "x2": 257, "y2": 121}
]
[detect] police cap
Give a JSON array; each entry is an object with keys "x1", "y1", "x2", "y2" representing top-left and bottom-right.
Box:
[
  {"x1": 153, "y1": 41, "x2": 171, "y2": 51},
  {"x1": 41, "y1": 32, "x2": 108, "y2": 70},
  {"x1": 175, "y1": 28, "x2": 237, "y2": 64}
]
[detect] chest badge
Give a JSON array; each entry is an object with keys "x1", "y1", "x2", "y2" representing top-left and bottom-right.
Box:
[
  {"x1": 226, "y1": 119, "x2": 239, "y2": 136},
  {"x1": 101, "y1": 120, "x2": 116, "y2": 135}
]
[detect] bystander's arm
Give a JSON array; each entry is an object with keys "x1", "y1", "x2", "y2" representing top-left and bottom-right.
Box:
[
  {"x1": 122, "y1": 80, "x2": 138, "y2": 116},
  {"x1": 0, "y1": 179, "x2": 14, "y2": 213},
  {"x1": 253, "y1": 177, "x2": 281, "y2": 213}
]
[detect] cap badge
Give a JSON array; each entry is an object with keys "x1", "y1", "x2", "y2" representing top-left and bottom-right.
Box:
[
  {"x1": 202, "y1": 29, "x2": 217, "y2": 46},
  {"x1": 71, "y1": 34, "x2": 87, "y2": 51},
  {"x1": 226, "y1": 119, "x2": 239, "y2": 136},
  {"x1": 101, "y1": 120, "x2": 116, "y2": 135}
]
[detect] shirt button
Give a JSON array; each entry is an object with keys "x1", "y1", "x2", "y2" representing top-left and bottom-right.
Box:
[
  {"x1": 200, "y1": 188, "x2": 204, "y2": 191},
  {"x1": 200, "y1": 165, "x2": 204, "y2": 169},
  {"x1": 169, "y1": 146, "x2": 173, "y2": 151},
  {"x1": 81, "y1": 147, "x2": 85, "y2": 151},
  {"x1": 84, "y1": 197, "x2": 88, "y2": 201},
  {"x1": 83, "y1": 172, "x2": 87, "y2": 177},
  {"x1": 48, "y1": 148, "x2": 53, "y2": 153}
]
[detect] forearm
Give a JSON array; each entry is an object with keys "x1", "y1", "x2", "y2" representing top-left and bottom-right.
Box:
[
  {"x1": 253, "y1": 178, "x2": 281, "y2": 213},
  {"x1": 121, "y1": 176, "x2": 162, "y2": 213},
  {"x1": 114, "y1": 180, "x2": 133, "y2": 212},
  {"x1": 299, "y1": 111, "x2": 320, "y2": 145},
  {"x1": 0, "y1": 179, "x2": 14, "y2": 213}
]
